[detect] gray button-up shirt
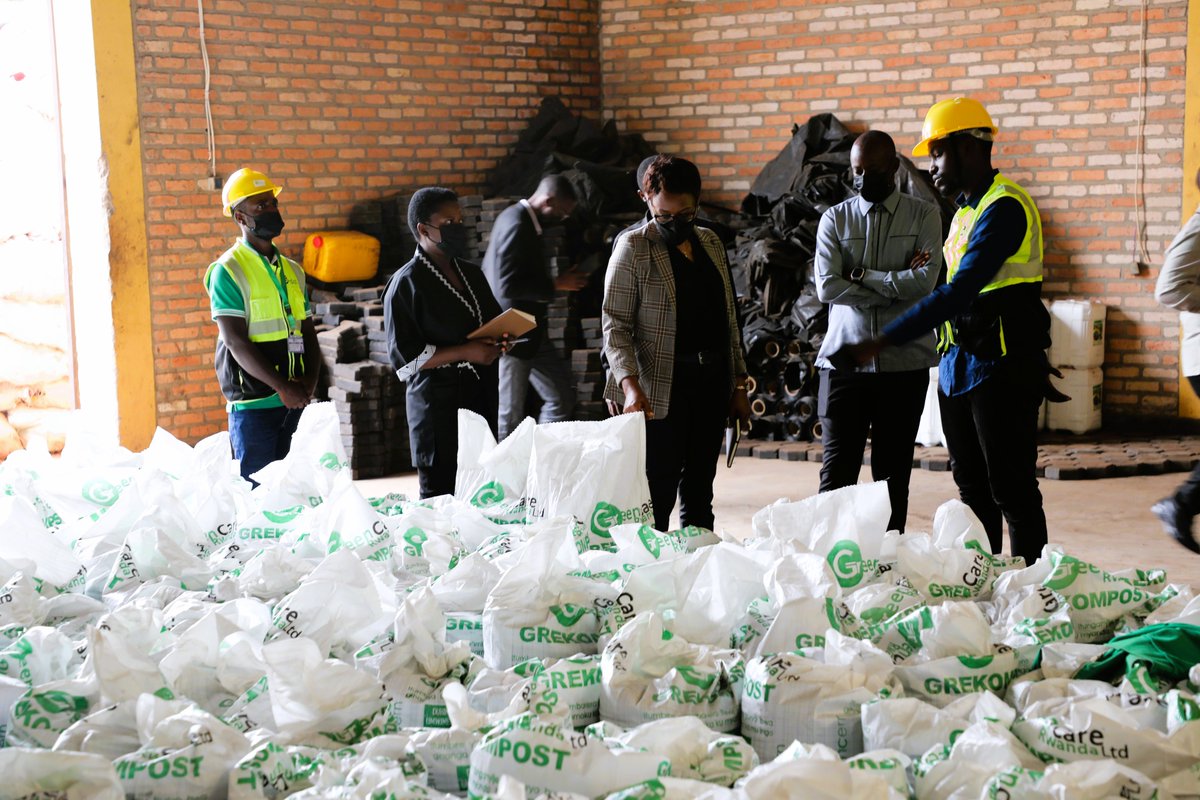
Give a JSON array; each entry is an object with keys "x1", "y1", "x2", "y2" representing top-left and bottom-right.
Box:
[{"x1": 814, "y1": 190, "x2": 943, "y2": 373}]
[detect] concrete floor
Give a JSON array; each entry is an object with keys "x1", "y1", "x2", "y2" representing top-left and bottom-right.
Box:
[{"x1": 358, "y1": 460, "x2": 1200, "y2": 590}]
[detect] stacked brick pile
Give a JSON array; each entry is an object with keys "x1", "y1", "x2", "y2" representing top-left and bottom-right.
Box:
[
  {"x1": 573, "y1": 318, "x2": 607, "y2": 421},
  {"x1": 312, "y1": 291, "x2": 409, "y2": 478}
]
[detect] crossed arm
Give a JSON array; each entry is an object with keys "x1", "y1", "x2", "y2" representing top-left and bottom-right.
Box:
[{"x1": 814, "y1": 207, "x2": 942, "y2": 308}]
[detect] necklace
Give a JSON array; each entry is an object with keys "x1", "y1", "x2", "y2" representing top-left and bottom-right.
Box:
[
  {"x1": 415, "y1": 248, "x2": 482, "y2": 325},
  {"x1": 414, "y1": 248, "x2": 483, "y2": 376}
]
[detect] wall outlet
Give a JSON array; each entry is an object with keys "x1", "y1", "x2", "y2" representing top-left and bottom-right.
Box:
[{"x1": 197, "y1": 176, "x2": 222, "y2": 191}]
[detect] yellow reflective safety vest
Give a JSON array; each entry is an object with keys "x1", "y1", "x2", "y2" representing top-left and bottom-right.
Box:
[
  {"x1": 205, "y1": 240, "x2": 309, "y2": 403},
  {"x1": 937, "y1": 173, "x2": 1043, "y2": 357}
]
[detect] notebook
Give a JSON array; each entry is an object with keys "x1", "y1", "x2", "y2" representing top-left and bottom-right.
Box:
[{"x1": 468, "y1": 308, "x2": 537, "y2": 341}]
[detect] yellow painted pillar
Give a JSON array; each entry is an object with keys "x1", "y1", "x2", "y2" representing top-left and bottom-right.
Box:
[{"x1": 89, "y1": 0, "x2": 156, "y2": 448}]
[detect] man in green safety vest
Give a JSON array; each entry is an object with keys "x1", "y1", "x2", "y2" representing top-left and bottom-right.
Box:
[
  {"x1": 841, "y1": 98, "x2": 1064, "y2": 566},
  {"x1": 204, "y1": 168, "x2": 320, "y2": 484}
]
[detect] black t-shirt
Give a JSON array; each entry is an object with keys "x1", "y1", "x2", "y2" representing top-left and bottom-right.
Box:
[{"x1": 667, "y1": 233, "x2": 728, "y2": 356}]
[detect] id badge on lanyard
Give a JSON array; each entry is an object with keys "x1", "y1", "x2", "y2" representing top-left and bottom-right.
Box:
[{"x1": 260, "y1": 250, "x2": 303, "y2": 353}]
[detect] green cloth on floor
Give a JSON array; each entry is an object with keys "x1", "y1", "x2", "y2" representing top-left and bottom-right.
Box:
[{"x1": 1075, "y1": 622, "x2": 1200, "y2": 686}]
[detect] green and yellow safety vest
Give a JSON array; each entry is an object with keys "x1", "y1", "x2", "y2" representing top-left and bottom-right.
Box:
[
  {"x1": 205, "y1": 240, "x2": 309, "y2": 404},
  {"x1": 938, "y1": 173, "x2": 1043, "y2": 356}
]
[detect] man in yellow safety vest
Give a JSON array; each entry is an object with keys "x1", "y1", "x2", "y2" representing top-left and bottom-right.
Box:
[
  {"x1": 842, "y1": 98, "x2": 1060, "y2": 566},
  {"x1": 204, "y1": 168, "x2": 320, "y2": 484}
]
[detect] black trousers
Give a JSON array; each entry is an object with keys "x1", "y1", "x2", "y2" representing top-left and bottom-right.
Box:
[
  {"x1": 939, "y1": 361, "x2": 1047, "y2": 565},
  {"x1": 417, "y1": 460, "x2": 457, "y2": 500},
  {"x1": 818, "y1": 368, "x2": 929, "y2": 533},
  {"x1": 645, "y1": 361, "x2": 729, "y2": 531},
  {"x1": 1173, "y1": 375, "x2": 1200, "y2": 514},
  {"x1": 409, "y1": 365, "x2": 498, "y2": 500}
]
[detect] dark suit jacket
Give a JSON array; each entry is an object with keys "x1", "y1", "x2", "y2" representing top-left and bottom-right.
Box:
[{"x1": 482, "y1": 201, "x2": 551, "y2": 359}]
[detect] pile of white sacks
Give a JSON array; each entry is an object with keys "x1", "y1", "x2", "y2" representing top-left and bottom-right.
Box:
[{"x1": 0, "y1": 402, "x2": 1198, "y2": 799}]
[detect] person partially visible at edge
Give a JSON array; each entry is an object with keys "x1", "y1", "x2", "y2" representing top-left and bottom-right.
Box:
[
  {"x1": 841, "y1": 98, "x2": 1064, "y2": 566},
  {"x1": 814, "y1": 130, "x2": 943, "y2": 533},
  {"x1": 204, "y1": 168, "x2": 320, "y2": 486},
  {"x1": 605, "y1": 155, "x2": 666, "y2": 419},
  {"x1": 602, "y1": 155, "x2": 751, "y2": 532},
  {"x1": 1152, "y1": 167, "x2": 1200, "y2": 555},
  {"x1": 624, "y1": 155, "x2": 659, "y2": 233},
  {"x1": 483, "y1": 175, "x2": 588, "y2": 440},
  {"x1": 384, "y1": 187, "x2": 505, "y2": 500}
]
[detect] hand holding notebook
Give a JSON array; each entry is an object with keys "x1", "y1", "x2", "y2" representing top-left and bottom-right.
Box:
[{"x1": 468, "y1": 308, "x2": 537, "y2": 341}]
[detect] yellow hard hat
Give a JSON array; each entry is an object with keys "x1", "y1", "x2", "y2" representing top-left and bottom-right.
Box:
[
  {"x1": 912, "y1": 97, "x2": 997, "y2": 157},
  {"x1": 222, "y1": 168, "x2": 283, "y2": 217}
]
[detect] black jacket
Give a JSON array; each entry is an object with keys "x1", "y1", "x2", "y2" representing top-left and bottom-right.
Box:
[
  {"x1": 384, "y1": 249, "x2": 501, "y2": 467},
  {"x1": 482, "y1": 202, "x2": 552, "y2": 359}
]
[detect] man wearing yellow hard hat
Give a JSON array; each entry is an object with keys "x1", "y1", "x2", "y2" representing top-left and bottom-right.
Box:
[
  {"x1": 842, "y1": 98, "x2": 1057, "y2": 566},
  {"x1": 204, "y1": 168, "x2": 320, "y2": 484}
]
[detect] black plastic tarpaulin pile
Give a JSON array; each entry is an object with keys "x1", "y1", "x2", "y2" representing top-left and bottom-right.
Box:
[
  {"x1": 731, "y1": 114, "x2": 953, "y2": 442},
  {"x1": 489, "y1": 97, "x2": 656, "y2": 218}
]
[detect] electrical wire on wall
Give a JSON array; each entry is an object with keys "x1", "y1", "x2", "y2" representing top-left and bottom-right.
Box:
[
  {"x1": 198, "y1": 0, "x2": 216, "y2": 185},
  {"x1": 1132, "y1": 0, "x2": 1150, "y2": 272}
]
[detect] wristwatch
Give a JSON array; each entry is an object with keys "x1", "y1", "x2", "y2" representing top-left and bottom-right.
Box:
[{"x1": 850, "y1": 266, "x2": 866, "y2": 284}]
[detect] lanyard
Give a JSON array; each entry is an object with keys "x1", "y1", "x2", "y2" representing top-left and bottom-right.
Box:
[{"x1": 247, "y1": 242, "x2": 299, "y2": 334}]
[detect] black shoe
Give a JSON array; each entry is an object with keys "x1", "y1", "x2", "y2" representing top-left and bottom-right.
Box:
[{"x1": 1152, "y1": 498, "x2": 1200, "y2": 554}]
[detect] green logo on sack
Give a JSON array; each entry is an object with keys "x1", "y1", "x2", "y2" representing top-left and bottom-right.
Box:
[
  {"x1": 1044, "y1": 556, "x2": 1084, "y2": 592},
  {"x1": 403, "y1": 527, "x2": 428, "y2": 556},
  {"x1": 262, "y1": 505, "x2": 305, "y2": 524},
  {"x1": 32, "y1": 690, "x2": 90, "y2": 715},
  {"x1": 608, "y1": 779, "x2": 668, "y2": 800},
  {"x1": 590, "y1": 502, "x2": 620, "y2": 538},
  {"x1": 82, "y1": 479, "x2": 120, "y2": 507},
  {"x1": 827, "y1": 540, "x2": 863, "y2": 588},
  {"x1": 638, "y1": 525, "x2": 661, "y2": 558},
  {"x1": 676, "y1": 665, "x2": 716, "y2": 690},
  {"x1": 470, "y1": 481, "x2": 505, "y2": 507},
  {"x1": 319, "y1": 452, "x2": 342, "y2": 470},
  {"x1": 956, "y1": 654, "x2": 995, "y2": 669},
  {"x1": 549, "y1": 603, "x2": 590, "y2": 628}
]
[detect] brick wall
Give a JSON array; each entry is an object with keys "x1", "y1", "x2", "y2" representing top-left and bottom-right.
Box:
[
  {"x1": 598, "y1": 0, "x2": 1188, "y2": 419},
  {"x1": 131, "y1": 0, "x2": 600, "y2": 441}
]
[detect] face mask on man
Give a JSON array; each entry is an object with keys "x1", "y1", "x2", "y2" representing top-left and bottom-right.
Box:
[
  {"x1": 853, "y1": 171, "x2": 894, "y2": 204},
  {"x1": 241, "y1": 210, "x2": 285, "y2": 239},
  {"x1": 429, "y1": 222, "x2": 471, "y2": 259}
]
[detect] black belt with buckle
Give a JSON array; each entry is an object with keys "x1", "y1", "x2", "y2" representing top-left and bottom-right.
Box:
[{"x1": 677, "y1": 349, "x2": 726, "y2": 365}]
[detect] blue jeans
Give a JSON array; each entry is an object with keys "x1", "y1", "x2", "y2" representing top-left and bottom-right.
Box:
[{"x1": 228, "y1": 405, "x2": 302, "y2": 485}]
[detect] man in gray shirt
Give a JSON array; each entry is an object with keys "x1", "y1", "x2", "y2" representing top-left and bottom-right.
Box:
[
  {"x1": 814, "y1": 130, "x2": 943, "y2": 532},
  {"x1": 1152, "y1": 169, "x2": 1200, "y2": 554}
]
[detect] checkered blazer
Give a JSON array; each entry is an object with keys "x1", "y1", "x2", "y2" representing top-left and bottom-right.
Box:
[{"x1": 602, "y1": 220, "x2": 747, "y2": 420}]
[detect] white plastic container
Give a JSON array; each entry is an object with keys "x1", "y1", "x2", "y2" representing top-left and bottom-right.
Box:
[
  {"x1": 1048, "y1": 300, "x2": 1106, "y2": 369},
  {"x1": 1046, "y1": 366, "x2": 1103, "y2": 434}
]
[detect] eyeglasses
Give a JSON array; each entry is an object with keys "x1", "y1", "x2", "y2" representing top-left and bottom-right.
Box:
[{"x1": 651, "y1": 209, "x2": 697, "y2": 224}]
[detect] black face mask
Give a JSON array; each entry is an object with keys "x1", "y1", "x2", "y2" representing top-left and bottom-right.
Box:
[
  {"x1": 853, "y1": 172, "x2": 894, "y2": 204},
  {"x1": 242, "y1": 210, "x2": 285, "y2": 239},
  {"x1": 430, "y1": 222, "x2": 471, "y2": 259},
  {"x1": 656, "y1": 218, "x2": 694, "y2": 247}
]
